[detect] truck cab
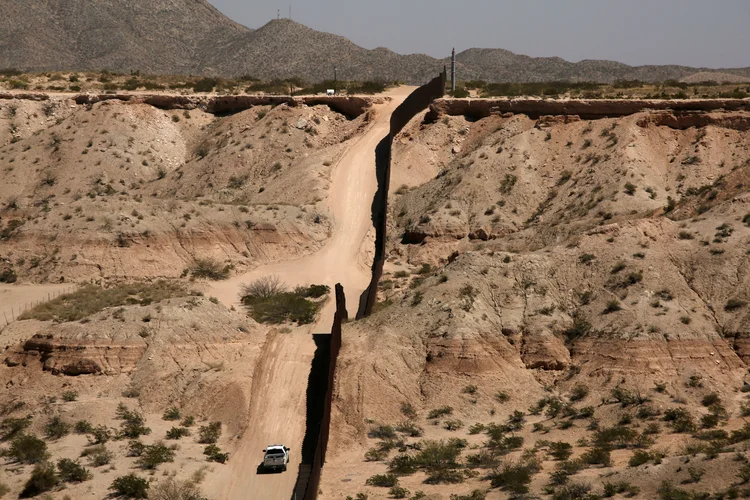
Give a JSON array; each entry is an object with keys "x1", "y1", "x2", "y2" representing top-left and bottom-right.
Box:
[{"x1": 262, "y1": 445, "x2": 290, "y2": 472}]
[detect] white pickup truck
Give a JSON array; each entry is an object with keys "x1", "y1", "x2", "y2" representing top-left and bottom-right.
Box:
[{"x1": 262, "y1": 445, "x2": 290, "y2": 472}]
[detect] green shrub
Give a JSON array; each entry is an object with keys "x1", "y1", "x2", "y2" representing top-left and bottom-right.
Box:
[
  {"x1": 117, "y1": 408, "x2": 151, "y2": 439},
  {"x1": 389, "y1": 486, "x2": 410, "y2": 498},
  {"x1": 82, "y1": 444, "x2": 113, "y2": 467},
  {"x1": 110, "y1": 474, "x2": 149, "y2": 498},
  {"x1": 366, "y1": 473, "x2": 398, "y2": 487},
  {"x1": 629, "y1": 450, "x2": 651, "y2": 467},
  {"x1": 580, "y1": 447, "x2": 611, "y2": 466},
  {"x1": 0, "y1": 416, "x2": 32, "y2": 440},
  {"x1": 413, "y1": 439, "x2": 462, "y2": 470},
  {"x1": 488, "y1": 460, "x2": 540, "y2": 494},
  {"x1": 369, "y1": 425, "x2": 397, "y2": 439},
  {"x1": 495, "y1": 391, "x2": 510, "y2": 403},
  {"x1": 57, "y1": 458, "x2": 91, "y2": 482},
  {"x1": 444, "y1": 420, "x2": 463, "y2": 431},
  {"x1": 162, "y1": 406, "x2": 181, "y2": 421},
  {"x1": 395, "y1": 421, "x2": 423, "y2": 437},
  {"x1": 137, "y1": 442, "x2": 175, "y2": 470},
  {"x1": 62, "y1": 391, "x2": 78, "y2": 402},
  {"x1": 203, "y1": 444, "x2": 229, "y2": 463},
  {"x1": 166, "y1": 427, "x2": 190, "y2": 439},
  {"x1": 191, "y1": 258, "x2": 230, "y2": 280},
  {"x1": 569, "y1": 384, "x2": 589, "y2": 401},
  {"x1": 19, "y1": 281, "x2": 185, "y2": 323},
  {"x1": 45, "y1": 415, "x2": 70, "y2": 439},
  {"x1": 701, "y1": 393, "x2": 721, "y2": 407},
  {"x1": 425, "y1": 469, "x2": 465, "y2": 484},
  {"x1": 8, "y1": 433, "x2": 48, "y2": 463},
  {"x1": 180, "y1": 416, "x2": 195, "y2": 427},
  {"x1": 602, "y1": 299, "x2": 622, "y2": 314},
  {"x1": 20, "y1": 462, "x2": 58, "y2": 498},
  {"x1": 240, "y1": 281, "x2": 325, "y2": 325},
  {"x1": 549, "y1": 442, "x2": 573, "y2": 461},
  {"x1": 74, "y1": 420, "x2": 94, "y2": 434},
  {"x1": 663, "y1": 408, "x2": 696, "y2": 433},
  {"x1": 89, "y1": 425, "x2": 112, "y2": 444},
  {"x1": 198, "y1": 422, "x2": 222, "y2": 444},
  {"x1": 427, "y1": 406, "x2": 453, "y2": 419}
]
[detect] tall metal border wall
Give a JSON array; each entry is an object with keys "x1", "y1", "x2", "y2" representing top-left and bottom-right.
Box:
[
  {"x1": 356, "y1": 71, "x2": 446, "y2": 319},
  {"x1": 291, "y1": 284, "x2": 347, "y2": 500}
]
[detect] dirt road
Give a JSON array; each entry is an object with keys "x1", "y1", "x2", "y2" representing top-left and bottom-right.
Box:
[{"x1": 206, "y1": 87, "x2": 413, "y2": 500}]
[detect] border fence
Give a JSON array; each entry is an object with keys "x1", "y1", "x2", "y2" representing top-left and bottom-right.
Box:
[{"x1": 0, "y1": 286, "x2": 75, "y2": 328}]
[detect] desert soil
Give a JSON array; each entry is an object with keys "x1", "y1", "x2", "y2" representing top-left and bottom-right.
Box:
[{"x1": 204, "y1": 86, "x2": 414, "y2": 499}]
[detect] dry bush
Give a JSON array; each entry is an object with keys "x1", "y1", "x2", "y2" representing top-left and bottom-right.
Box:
[
  {"x1": 148, "y1": 478, "x2": 207, "y2": 500},
  {"x1": 240, "y1": 275, "x2": 286, "y2": 299}
]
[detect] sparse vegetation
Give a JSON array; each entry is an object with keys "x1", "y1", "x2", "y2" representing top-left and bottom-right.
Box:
[{"x1": 240, "y1": 278, "x2": 328, "y2": 325}]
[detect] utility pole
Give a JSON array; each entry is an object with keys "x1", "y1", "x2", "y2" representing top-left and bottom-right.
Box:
[
  {"x1": 289, "y1": 0, "x2": 292, "y2": 20},
  {"x1": 277, "y1": 9, "x2": 280, "y2": 20},
  {"x1": 451, "y1": 48, "x2": 456, "y2": 94},
  {"x1": 334, "y1": 65, "x2": 338, "y2": 94}
]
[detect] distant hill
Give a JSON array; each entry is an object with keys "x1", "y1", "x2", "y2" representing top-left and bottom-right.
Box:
[{"x1": 1, "y1": 1, "x2": 748, "y2": 84}]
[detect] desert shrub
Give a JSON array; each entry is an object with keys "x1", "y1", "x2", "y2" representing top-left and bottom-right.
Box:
[
  {"x1": 602, "y1": 299, "x2": 622, "y2": 314},
  {"x1": 74, "y1": 420, "x2": 94, "y2": 434},
  {"x1": 61, "y1": 391, "x2": 78, "y2": 402},
  {"x1": 0, "y1": 416, "x2": 32, "y2": 440},
  {"x1": 548, "y1": 460, "x2": 584, "y2": 486},
  {"x1": 400, "y1": 403, "x2": 417, "y2": 420},
  {"x1": 593, "y1": 426, "x2": 638, "y2": 449},
  {"x1": 82, "y1": 444, "x2": 113, "y2": 466},
  {"x1": 395, "y1": 421, "x2": 423, "y2": 437},
  {"x1": 57, "y1": 458, "x2": 91, "y2": 482},
  {"x1": 181, "y1": 416, "x2": 195, "y2": 427},
  {"x1": 663, "y1": 408, "x2": 696, "y2": 433},
  {"x1": 45, "y1": 415, "x2": 70, "y2": 439},
  {"x1": 148, "y1": 477, "x2": 207, "y2": 500},
  {"x1": 366, "y1": 474, "x2": 398, "y2": 487},
  {"x1": 203, "y1": 444, "x2": 228, "y2": 463},
  {"x1": 629, "y1": 449, "x2": 651, "y2": 467},
  {"x1": 413, "y1": 439, "x2": 462, "y2": 471},
  {"x1": 427, "y1": 406, "x2": 453, "y2": 419},
  {"x1": 552, "y1": 482, "x2": 593, "y2": 500},
  {"x1": 369, "y1": 425, "x2": 397, "y2": 440},
  {"x1": 569, "y1": 384, "x2": 589, "y2": 402},
  {"x1": 166, "y1": 427, "x2": 190, "y2": 440},
  {"x1": 388, "y1": 485, "x2": 410, "y2": 500},
  {"x1": 127, "y1": 441, "x2": 146, "y2": 457},
  {"x1": 364, "y1": 447, "x2": 387, "y2": 461},
  {"x1": 137, "y1": 442, "x2": 175, "y2": 470},
  {"x1": 495, "y1": 391, "x2": 510, "y2": 403},
  {"x1": 580, "y1": 446, "x2": 611, "y2": 466},
  {"x1": 725, "y1": 299, "x2": 747, "y2": 311},
  {"x1": 110, "y1": 474, "x2": 149, "y2": 498},
  {"x1": 20, "y1": 462, "x2": 58, "y2": 498},
  {"x1": 240, "y1": 280, "x2": 325, "y2": 325},
  {"x1": 488, "y1": 460, "x2": 540, "y2": 495},
  {"x1": 191, "y1": 258, "x2": 230, "y2": 280},
  {"x1": 425, "y1": 469, "x2": 465, "y2": 484},
  {"x1": 117, "y1": 408, "x2": 151, "y2": 439},
  {"x1": 444, "y1": 420, "x2": 463, "y2": 431},
  {"x1": 465, "y1": 450, "x2": 500, "y2": 469},
  {"x1": 450, "y1": 491, "x2": 485, "y2": 500},
  {"x1": 701, "y1": 393, "x2": 721, "y2": 407},
  {"x1": 8, "y1": 433, "x2": 48, "y2": 463},
  {"x1": 549, "y1": 442, "x2": 573, "y2": 461},
  {"x1": 163, "y1": 406, "x2": 181, "y2": 421},
  {"x1": 198, "y1": 422, "x2": 221, "y2": 444},
  {"x1": 603, "y1": 481, "x2": 639, "y2": 497},
  {"x1": 89, "y1": 425, "x2": 112, "y2": 444},
  {"x1": 19, "y1": 281, "x2": 186, "y2": 323},
  {"x1": 192, "y1": 78, "x2": 216, "y2": 93}
]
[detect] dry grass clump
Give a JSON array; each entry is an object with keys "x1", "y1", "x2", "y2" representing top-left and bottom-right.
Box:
[{"x1": 19, "y1": 281, "x2": 187, "y2": 322}]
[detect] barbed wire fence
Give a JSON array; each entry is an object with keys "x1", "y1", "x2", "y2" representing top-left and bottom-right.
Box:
[{"x1": 0, "y1": 286, "x2": 76, "y2": 329}]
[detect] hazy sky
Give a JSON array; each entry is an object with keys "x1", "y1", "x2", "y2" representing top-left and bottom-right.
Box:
[{"x1": 208, "y1": 0, "x2": 750, "y2": 68}]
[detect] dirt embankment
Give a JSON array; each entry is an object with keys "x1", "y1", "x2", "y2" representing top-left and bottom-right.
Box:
[{"x1": 429, "y1": 97, "x2": 750, "y2": 121}]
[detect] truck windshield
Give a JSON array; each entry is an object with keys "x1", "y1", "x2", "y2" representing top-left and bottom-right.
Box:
[{"x1": 266, "y1": 450, "x2": 284, "y2": 455}]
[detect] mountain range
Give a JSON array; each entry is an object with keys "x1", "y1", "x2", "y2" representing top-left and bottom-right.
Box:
[{"x1": 1, "y1": 0, "x2": 749, "y2": 84}]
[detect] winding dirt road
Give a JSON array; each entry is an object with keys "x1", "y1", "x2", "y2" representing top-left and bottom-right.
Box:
[{"x1": 206, "y1": 87, "x2": 413, "y2": 500}]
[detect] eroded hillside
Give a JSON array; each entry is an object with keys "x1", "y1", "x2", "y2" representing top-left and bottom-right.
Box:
[
  {"x1": 0, "y1": 96, "x2": 374, "y2": 282},
  {"x1": 323, "y1": 102, "x2": 750, "y2": 499}
]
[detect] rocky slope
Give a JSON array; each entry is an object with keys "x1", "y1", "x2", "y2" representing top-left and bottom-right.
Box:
[
  {"x1": 322, "y1": 104, "x2": 750, "y2": 499},
  {"x1": 0, "y1": 95, "x2": 374, "y2": 282}
]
